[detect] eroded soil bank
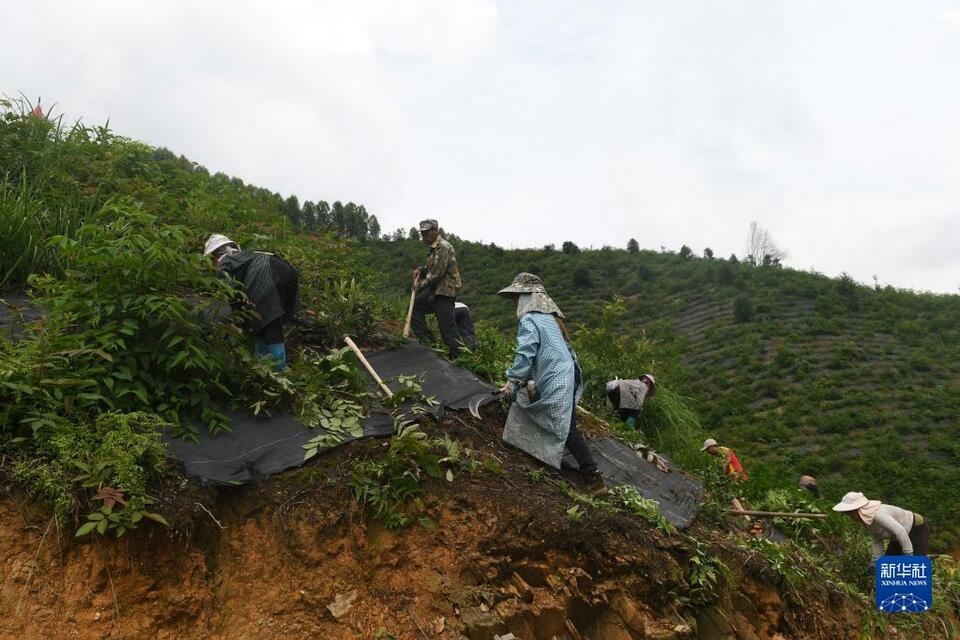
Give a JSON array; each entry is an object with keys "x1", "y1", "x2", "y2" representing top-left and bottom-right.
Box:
[{"x1": 1, "y1": 428, "x2": 864, "y2": 640}]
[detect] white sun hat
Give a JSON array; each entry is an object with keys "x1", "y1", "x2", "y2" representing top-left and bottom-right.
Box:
[
  {"x1": 701, "y1": 438, "x2": 718, "y2": 451},
  {"x1": 203, "y1": 234, "x2": 238, "y2": 256},
  {"x1": 832, "y1": 491, "x2": 869, "y2": 512}
]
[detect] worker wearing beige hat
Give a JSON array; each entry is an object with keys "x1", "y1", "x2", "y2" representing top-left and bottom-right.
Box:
[{"x1": 833, "y1": 492, "x2": 929, "y2": 564}]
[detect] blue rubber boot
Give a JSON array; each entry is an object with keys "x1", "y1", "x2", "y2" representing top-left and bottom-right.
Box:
[{"x1": 254, "y1": 341, "x2": 287, "y2": 370}]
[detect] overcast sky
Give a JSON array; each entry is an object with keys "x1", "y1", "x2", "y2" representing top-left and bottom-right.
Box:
[{"x1": 3, "y1": 1, "x2": 959, "y2": 292}]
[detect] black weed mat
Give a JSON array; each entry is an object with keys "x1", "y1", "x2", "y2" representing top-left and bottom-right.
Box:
[
  {"x1": 164, "y1": 342, "x2": 497, "y2": 484},
  {"x1": 563, "y1": 438, "x2": 704, "y2": 529}
]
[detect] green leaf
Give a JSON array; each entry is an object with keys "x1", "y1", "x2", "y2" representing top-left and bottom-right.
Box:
[
  {"x1": 87, "y1": 512, "x2": 105, "y2": 521},
  {"x1": 143, "y1": 512, "x2": 169, "y2": 526},
  {"x1": 96, "y1": 519, "x2": 108, "y2": 535}
]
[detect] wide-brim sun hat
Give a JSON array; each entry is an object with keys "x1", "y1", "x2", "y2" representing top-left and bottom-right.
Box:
[
  {"x1": 204, "y1": 233, "x2": 237, "y2": 256},
  {"x1": 498, "y1": 272, "x2": 547, "y2": 296},
  {"x1": 832, "y1": 491, "x2": 869, "y2": 512},
  {"x1": 701, "y1": 438, "x2": 718, "y2": 451}
]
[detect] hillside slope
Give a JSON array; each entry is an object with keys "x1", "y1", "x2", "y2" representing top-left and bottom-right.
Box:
[
  {"x1": 2, "y1": 99, "x2": 958, "y2": 638},
  {"x1": 1, "y1": 420, "x2": 866, "y2": 640},
  {"x1": 369, "y1": 238, "x2": 960, "y2": 550}
]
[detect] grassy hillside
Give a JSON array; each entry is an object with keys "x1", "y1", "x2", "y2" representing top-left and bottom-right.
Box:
[
  {"x1": 2, "y1": 99, "x2": 958, "y2": 633},
  {"x1": 370, "y1": 237, "x2": 960, "y2": 550}
]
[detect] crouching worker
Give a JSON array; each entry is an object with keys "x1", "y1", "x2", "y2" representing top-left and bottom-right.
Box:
[
  {"x1": 497, "y1": 273, "x2": 602, "y2": 490},
  {"x1": 833, "y1": 492, "x2": 929, "y2": 565},
  {"x1": 454, "y1": 301, "x2": 478, "y2": 350},
  {"x1": 605, "y1": 374, "x2": 656, "y2": 429},
  {"x1": 702, "y1": 438, "x2": 752, "y2": 521},
  {"x1": 204, "y1": 234, "x2": 299, "y2": 370}
]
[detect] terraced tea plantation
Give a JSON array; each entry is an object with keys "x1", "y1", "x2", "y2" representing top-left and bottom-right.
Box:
[{"x1": 371, "y1": 238, "x2": 960, "y2": 550}]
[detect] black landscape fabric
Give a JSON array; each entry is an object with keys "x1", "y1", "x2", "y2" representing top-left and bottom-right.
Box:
[
  {"x1": 164, "y1": 341, "x2": 497, "y2": 484},
  {"x1": 365, "y1": 341, "x2": 498, "y2": 411},
  {"x1": 563, "y1": 438, "x2": 703, "y2": 529},
  {"x1": 158, "y1": 341, "x2": 703, "y2": 526}
]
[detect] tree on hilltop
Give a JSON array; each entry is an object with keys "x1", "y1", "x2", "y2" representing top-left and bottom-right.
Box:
[{"x1": 746, "y1": 221, "x2": 787, "y2": 266}]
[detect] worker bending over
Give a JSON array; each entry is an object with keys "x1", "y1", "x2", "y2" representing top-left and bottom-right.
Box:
[
  {"x1": 833, "y1": 492, "x2": 929, "y2": 565},
  {"x1": 605, "y1": 374, "x2": 656, "y2": 429},
  {"x1": 204, "y1": 234, "x2": 299, "y2": 370},
  {"x1": 702, "y1": 438, "x2": 750, "y2": 519}
]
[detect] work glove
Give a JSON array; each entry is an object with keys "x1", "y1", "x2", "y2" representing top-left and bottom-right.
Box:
[{"x1": 499, "y1": 381, "x2": 516, "y2": 400}]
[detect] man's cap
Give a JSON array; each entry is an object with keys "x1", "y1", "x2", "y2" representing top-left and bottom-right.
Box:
[
  {"x1": 419, "y1": 219, "x2": 439, "y2": 232},
  {"x1": 701, "y1": 438, "x2": 718, "y2": 451}
]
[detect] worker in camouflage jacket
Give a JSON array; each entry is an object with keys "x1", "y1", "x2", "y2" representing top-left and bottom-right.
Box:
[{"x1": 410, "y1": 219, "x2": 462, "y2": 358}]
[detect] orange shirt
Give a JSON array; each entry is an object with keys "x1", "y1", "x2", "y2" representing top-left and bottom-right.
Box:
[{"x1": 717, "y1": 446, "x2": 748, "y2": 481}]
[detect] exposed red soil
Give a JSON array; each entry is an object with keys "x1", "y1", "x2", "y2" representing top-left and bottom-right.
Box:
[{"x1": 0, "y1": 414, "x2": 868, "y2": 640}]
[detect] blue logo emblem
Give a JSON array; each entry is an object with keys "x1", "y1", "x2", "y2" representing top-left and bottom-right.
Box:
[{"x1": 875, "y1": 556, "x2": 933, "y2": 613}]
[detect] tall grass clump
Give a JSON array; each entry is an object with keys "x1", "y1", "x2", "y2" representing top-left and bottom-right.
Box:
[
  {"x1": 0, "y1": 97, "x2": 97, "y2": 289},
  {"x1": 572, "y1": 297, "x2": 706, "y2": 466}
]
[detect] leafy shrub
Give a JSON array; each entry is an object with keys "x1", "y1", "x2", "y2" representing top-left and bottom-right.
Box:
[
  {"x1": 11, "y1": 411, "x2": 168, "y2": 535},
  {"x1": 609, "y1": 485, "x2": 674, "y2": 534},
  {"x1": 16, "y1": 202, "x2": 248, "y2": 434},
  {"x1": 573, "y1": 267, "x2": 592, "y2": 288},
  {"x1": 636, "y1": 263, "x2": 655, "y2": 282},
  {"x1": 294, "y1": 278, "x2": 380, "y2": 347},
  {"x1": 349, "y1": 424, "x2": 446, "y2": 530},
  {"x1": 681, "y1": 537, "x2": 730, "y2": 608},
  {"x1": 451, "y1": 321, "x2": 514, "y2": 384},
  {"x1": 733, "y1": 296, "x2": 754, "y2": 323},
  {"x1": 716, "y1": 261, "x2": 735, "y2": 285}
]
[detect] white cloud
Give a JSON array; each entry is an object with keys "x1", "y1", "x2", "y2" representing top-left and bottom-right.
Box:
[{"x1": 2, "y1": 0, "x2": 959, "y2": 292}]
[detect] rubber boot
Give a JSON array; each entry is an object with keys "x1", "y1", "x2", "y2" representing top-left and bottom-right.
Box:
[{"x1": 254, "y1": 341, "x2": 287, "y2": 371}]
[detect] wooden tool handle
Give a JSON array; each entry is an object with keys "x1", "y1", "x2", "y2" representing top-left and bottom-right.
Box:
[
  {"x1": 402, "y1": 286, "x2": 416, "y2": 338},
  {"x1": 725, "y1": 509, "x2": 827, "y2": 519},
  {"x1": 344, "y1": 335, "x2": 393, "y2": 397}
]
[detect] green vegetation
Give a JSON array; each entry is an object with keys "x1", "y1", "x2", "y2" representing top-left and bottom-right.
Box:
[
  {"x1": 370, "y1": 234, "x2": 960, "y2": 550},
  {"x1": 1, "y1": 97, "x2": 956, "y2": 632},
  {"x1": 0, "y1": 99, "x2": 384, "y2": 537}
]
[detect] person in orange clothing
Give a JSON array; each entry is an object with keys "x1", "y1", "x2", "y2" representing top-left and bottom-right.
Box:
[
  {"x1": 702, "y1": 438, "x2": 752, "y2": 521},
  {"x1": 702, "y1": 438, "x2": 748, "y2": 481}
]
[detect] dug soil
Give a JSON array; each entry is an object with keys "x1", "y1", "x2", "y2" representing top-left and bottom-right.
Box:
[{"x1": 1, "y1": 414, "x2": 866, "y2": 639}]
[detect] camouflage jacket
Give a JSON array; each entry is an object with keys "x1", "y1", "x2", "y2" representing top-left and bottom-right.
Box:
[{"x1": 416, "y1": 236, "x2": 461, "y2": 300}]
